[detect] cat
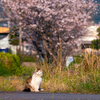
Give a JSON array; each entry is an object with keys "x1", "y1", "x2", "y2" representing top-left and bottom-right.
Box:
[{"x1": 23, "y1": 68, "x2": 43, "y2": 92}]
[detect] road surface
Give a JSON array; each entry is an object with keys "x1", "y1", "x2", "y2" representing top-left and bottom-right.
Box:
[{"x1": 0, "y1": 92, "x2": 100, "y2": 100}]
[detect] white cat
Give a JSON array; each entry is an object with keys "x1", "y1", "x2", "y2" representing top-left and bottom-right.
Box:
[{"x1": 23, "y1": 68, "x2": 43, "y2": 92}]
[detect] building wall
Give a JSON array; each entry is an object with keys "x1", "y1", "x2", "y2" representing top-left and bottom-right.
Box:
[{"x1": 0, "y1": 34, "x2": 9, "y2": 49}]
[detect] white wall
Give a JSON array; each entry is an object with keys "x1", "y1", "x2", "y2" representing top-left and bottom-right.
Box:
[{"x1": 0, "y1": 35, "x2": 9, "y2": 48}]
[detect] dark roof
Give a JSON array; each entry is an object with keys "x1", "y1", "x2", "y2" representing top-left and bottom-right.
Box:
[{"x1": 81, "y1": 41, "x2": 91, "y2": 44}]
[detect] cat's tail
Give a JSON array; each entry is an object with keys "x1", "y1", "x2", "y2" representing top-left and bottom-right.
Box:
[
  {"x1": 23, "y1": 88, "x2": 44, "y2": 92},
  {"x1": 39, "y1": 88, "x2": 44, "y2": 91},
  {"x1": 23, "y1": 88, "x2": 31, "y2": 92}
]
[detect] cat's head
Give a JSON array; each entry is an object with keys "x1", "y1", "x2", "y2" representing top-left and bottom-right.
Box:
[{"x1": 35, "y1": 68, "x2": 43, "y2": 76}]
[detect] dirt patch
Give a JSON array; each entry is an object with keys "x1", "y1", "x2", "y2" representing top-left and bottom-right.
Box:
[{"x1": 21, "y1": 62, "x2": 37, "y2": 67}]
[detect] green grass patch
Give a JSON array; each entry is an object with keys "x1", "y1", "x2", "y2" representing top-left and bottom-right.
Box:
[
  {"x1": 17, "y1": 51, "x2": 38, "y2": 62},
  {"x1": 0, "y1": 66, "x2": 35, "y2": 92}
]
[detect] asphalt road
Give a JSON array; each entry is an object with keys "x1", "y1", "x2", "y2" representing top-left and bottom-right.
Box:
[{"x1": 0, "y1": 92, "x2": 100, "y2": 100}]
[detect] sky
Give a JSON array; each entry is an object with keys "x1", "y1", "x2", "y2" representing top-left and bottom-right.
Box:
[{"x1": 93, "y1": 0, "x2": 100, "y2": 24}]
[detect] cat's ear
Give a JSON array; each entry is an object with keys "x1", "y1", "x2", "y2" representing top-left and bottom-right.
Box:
[
  {"x1": 35, "y1": 67, "x2": 37, "y2": 72},
  {"x1": 40, "y1": 68, "x2": 42, "y2": 71}
]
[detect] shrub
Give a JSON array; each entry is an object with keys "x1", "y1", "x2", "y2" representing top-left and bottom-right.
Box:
[
  {"x1": 0, "y1": 64, "x2": 12, "y2": 76},
  {"x1": 90, "y1": 39, "x2": 100, "y2": 50},
  {"x1": 0, "y1": 52, "x2": 22, "y2": 76}
]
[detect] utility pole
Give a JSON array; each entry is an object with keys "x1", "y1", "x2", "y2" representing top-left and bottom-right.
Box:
[
  {"x1": 8, "y1": 20, "x2": 10, "y2": 28},
  {"x1": 19, "y1": 27, "x2": 22, "y2": 53},
  {"x1": 7, "y1": 19, "x2": 10, "y2": 50}
]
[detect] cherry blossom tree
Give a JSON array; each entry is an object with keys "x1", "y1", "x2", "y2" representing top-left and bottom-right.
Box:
[{"x1": 0, "y1": 0, "x2": 99, "y2": 65}]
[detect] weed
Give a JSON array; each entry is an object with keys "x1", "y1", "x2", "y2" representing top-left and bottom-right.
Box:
[{"x1": 0, "y1": 52, "x2": 100, "y2": 94}]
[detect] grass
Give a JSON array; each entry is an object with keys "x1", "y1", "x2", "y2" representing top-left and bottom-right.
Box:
[
  {"x1": 0, "y1": 76, "x2": 24, "y2": 91},
  {"x1": 40, "y1": 52, "x2": 100, "y2": 93},
  {"x1": 0, "y1": 52, "x2": 100, "y2": 94},
  {"x1": 0, "y1": 66, "x2": 35, "y2": 91}
]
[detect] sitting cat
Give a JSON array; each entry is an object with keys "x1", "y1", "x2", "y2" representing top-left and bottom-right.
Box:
[{"x1": 23, "y1": 68, "x2": 43, "y2": 92}]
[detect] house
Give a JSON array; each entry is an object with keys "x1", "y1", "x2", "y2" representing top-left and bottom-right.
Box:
[
  {"x1": 0, "y1": 27, "x2": 10, "y2": 53},
  {"x1": 79, "y1": 25, "x2": 99, "y2": 49}
]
